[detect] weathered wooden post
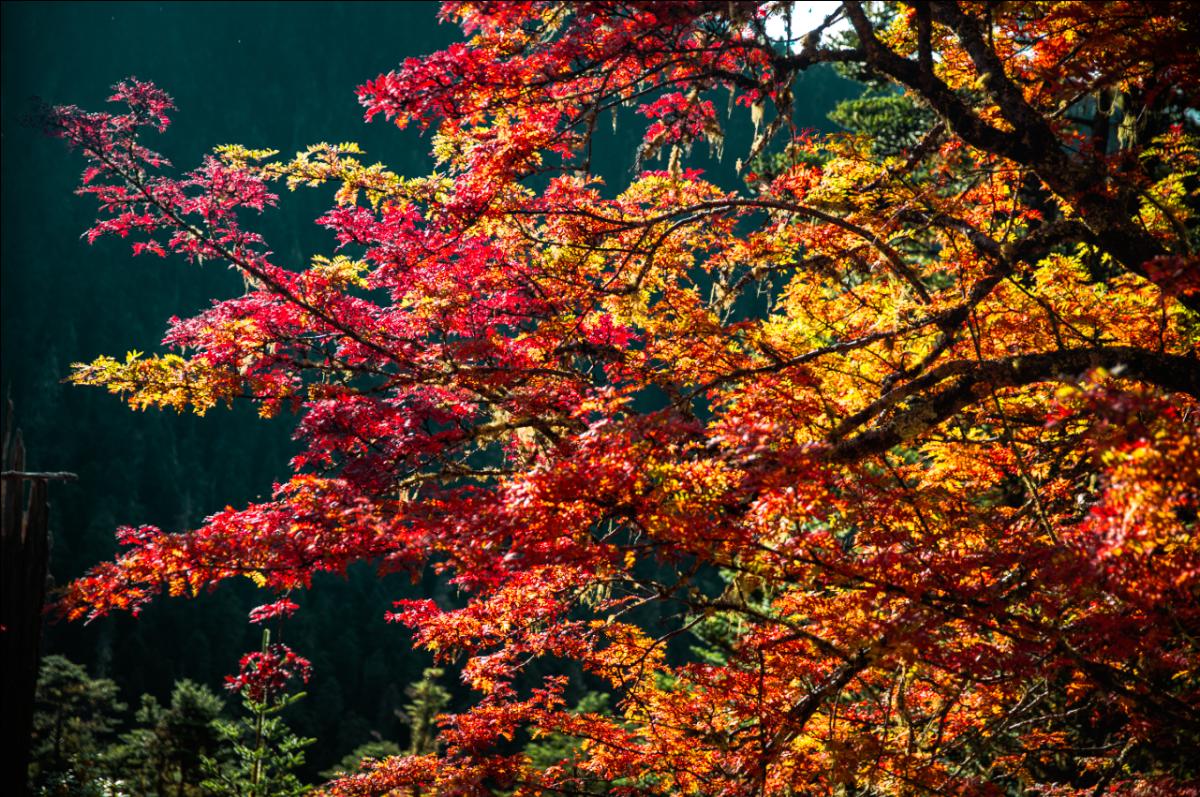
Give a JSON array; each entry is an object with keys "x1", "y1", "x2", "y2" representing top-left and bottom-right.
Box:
[{"x1": 1, "y1": 403, "x2": 76, "y2": 797}]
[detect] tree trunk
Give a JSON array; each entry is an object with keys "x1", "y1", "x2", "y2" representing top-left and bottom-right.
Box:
[{"x1": 1, "y1": 402, "x2": 75, "y2": 796}]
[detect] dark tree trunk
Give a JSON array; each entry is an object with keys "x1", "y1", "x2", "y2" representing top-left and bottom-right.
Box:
[{"x1": 1, "y1": 403, "x2": 74, "y2": 797}]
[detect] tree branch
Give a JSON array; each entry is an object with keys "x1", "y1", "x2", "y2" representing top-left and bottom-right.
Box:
[{"x1": 829, "y1": 347, "x2": 1200, "y2": 462}]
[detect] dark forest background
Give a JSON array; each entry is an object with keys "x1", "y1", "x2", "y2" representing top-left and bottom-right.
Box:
[{"x1": 1, "y1": 1, "x2": 859, "y2": 776}]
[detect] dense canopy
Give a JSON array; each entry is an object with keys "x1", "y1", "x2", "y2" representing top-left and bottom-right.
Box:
[{"x1": 42, "y1": 2, "x2": 1199, "y2": 795}]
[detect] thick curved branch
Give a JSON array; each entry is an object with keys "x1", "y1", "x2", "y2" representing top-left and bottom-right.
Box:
[
  {"x1": 829, "y1": 347, "x2": 1200, "y2": 462},
  {"x1": 845, "y1": 1, "x2": 1192, "y2": 311}
]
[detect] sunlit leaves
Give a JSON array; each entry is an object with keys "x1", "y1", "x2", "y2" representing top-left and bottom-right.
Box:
[
  {"x1": 69, "y1": 351, "x2": 240, "y2": 415},
  {"x1": 40, "y1": 2, "x2": 1200, "y2": 795}
]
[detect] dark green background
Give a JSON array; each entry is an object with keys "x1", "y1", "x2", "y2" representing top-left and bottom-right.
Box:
[
  {"x1": 1, "y1": 1, "x2": 858, "y2": 771},
  {"x1": 2, "y1": 0, "x2": 464, "y2": 766}
]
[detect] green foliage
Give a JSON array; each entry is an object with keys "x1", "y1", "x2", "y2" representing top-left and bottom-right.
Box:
[
  {"x1": 30, "y1": 655, "x2": 317, "y2": 797},
  {"x1": 29, "y1": 655, "x2": 126, "y2": 797},
  {"x1": 828, "y1": 91, "x2": 937, "y2": 156},
  {"x1": 107, "y1": 680, "x2": 225, "y2": 797},
  {"x1": 201, "y1": 631, "x2": 314, "y2": 797},
  {"x1": 401, "y1": 667, "x2": 451, "y2": 756},
  {"x1": 200, "y1": 692, "x2": 314, "y2": 797}
]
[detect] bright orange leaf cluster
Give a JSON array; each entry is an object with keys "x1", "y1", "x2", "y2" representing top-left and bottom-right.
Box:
[{"x1": 42, "y1": 2, "x2": 1198, "y2": 795}]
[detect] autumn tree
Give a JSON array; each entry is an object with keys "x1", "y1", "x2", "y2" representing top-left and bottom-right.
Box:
[{"x1": 39, "y1": 2, "x2": 1199, "y2": 795}]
